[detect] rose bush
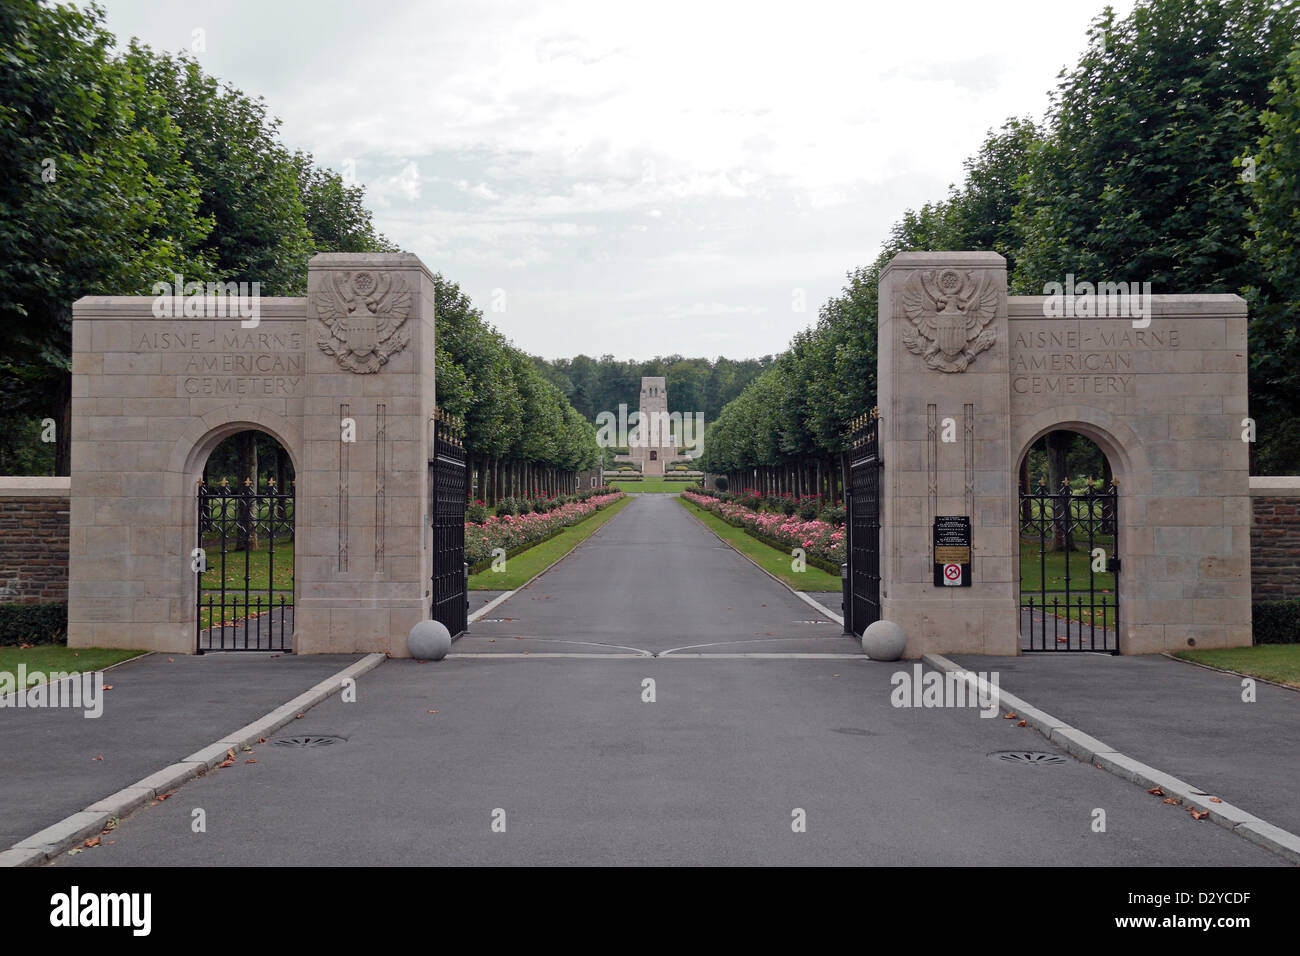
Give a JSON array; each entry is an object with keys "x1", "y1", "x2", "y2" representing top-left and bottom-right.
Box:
[
  {"x1": 466, "y1": 491, "x2": 624, "y2": 567},
  {"x1": 683, "y1": 490, "x2": 845, "y2": 564}
]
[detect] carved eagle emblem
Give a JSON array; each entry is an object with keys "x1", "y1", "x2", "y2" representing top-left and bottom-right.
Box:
[
  {"x1": 314, "y1": 270, "x2": 412, "y2": 373},
  {"x1": 900, "y1": 269, "x2": 999, "y2": 373}
]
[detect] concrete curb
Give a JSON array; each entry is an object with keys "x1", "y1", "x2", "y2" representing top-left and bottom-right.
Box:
[
  {"x1": 923, "y1": 652, "x2": 1300, "y2": 865},
  {"x1": 465, "y1": 494, "x2": 634, "y2": 628},
  {"x1": 1, "y1": 652, "x2": 385, "y2": 867},
  {"x1": 468, "y1": 591, "x2": 514, "y2": 624},
  {"x1": 676, "y1": 497, "x2": 848, "y2": 628}
]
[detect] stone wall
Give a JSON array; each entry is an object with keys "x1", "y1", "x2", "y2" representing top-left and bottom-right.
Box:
[
  {"x1": 878, "y1": 251, "x2": 1254, "y2": 656},
  {"x1": 1250, "y1": 477, "x2": 1300, "y2": 602},
  {"x1": 0, "y1": 478, "x2": 71, "y2": 604},
  {"x1": 68, "y1": 252, "x2": 438, "y2": 654}
]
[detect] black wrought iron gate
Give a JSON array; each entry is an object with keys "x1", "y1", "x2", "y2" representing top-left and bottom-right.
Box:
[
  {"x1": 1019, "y1": 479, "x2": 1119, "y2": 652},
  {"x1": 430, "y1": 409, "x2": 468, "y2": 638},
  {"x1": 196, "y1": 477, "x2": 294, "y2": 652},
  {"x1": 844, "y1": 411, "x2": 882, "y2": 636}
]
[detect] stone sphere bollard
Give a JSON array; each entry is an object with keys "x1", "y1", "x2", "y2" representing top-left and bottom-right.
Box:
[
  {"x1": 408, "y1": 619, "x2": 452, "y2": 661},
  {"x1": 861, "y1": 620, "x2": 906, "y2": 661}
]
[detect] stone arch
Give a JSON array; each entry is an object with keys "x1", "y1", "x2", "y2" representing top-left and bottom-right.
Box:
[
  {"x1": 1011, "y1": 404, "x2": 1147, "y2": 491},
  {"x1": 1011, "y1": 406, "x2": 1142, "y2": 652},
  {"x1": 173, "y1": 407, "x2": 303, "y2": 651},
  {"x1": 170, "y1": 404, "x2": 303, "y2": 481}
]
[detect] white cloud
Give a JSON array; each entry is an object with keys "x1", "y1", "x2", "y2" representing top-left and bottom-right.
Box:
[
  {"x1": 93, "y1": 0, "x2": 1137, "y2": 360},
  {"x1": 367, "y1": 161, "x2": 421, "y2": 206}
]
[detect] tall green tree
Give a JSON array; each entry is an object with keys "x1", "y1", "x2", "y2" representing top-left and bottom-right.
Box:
[
  {"x1": 125, "y1": 44, "x2": 315, "y2": 295},
  {"x1": 1011, "y1": 0, "x2": 1299, "y2": 296},
  {"x1": 1242, "y1": 41, "x2": 1300, "y2": 472},
  {"x1": 0, "y1": 0, "x2": 211, "y2": 474}
]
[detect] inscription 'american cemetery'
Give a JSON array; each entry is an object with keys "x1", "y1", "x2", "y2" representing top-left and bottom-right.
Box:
[{"x1": 1012, "y1": 327, "x2": 1181, "y2": 395}]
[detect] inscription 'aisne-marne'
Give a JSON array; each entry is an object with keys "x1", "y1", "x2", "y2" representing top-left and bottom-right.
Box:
[
  {"x1": 134, "y1": 328, "x2": 307, "y2": 397},
  {"x1": 136, "y1": 330, "x2": 303, "y2": 352},
  {"x1": 1011, "y1": 327, "x2": 1182, "y2": 395}
]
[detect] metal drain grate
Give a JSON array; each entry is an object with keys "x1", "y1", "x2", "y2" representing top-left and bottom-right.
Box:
[
  {"x1": 272, "y1": 734, "x2": 346, "y2": 748},
  {"x1": 989, "y1": 750, "x2": 1066, "y2": 765}
]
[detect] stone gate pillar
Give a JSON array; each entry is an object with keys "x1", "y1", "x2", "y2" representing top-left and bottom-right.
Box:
[
  {"x1": 876, "y1": 252, "x2": 1019, "y2": 656},
  {"x1": 66, "y1": 252, "x2": 437, "y2": 655},
  {"x1": 296, "y1": 253, "x2": 437, "y2": 655}
]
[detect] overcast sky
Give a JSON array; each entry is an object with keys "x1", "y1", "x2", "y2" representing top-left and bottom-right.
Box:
[{"x1": 91, "y1": 0, "x2": 1134, "y2": 361}]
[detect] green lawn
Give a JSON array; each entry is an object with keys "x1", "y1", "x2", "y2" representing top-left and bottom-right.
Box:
[
  {"x1": 198, "y1": 537, "x2": 294, "y2": 629},
  {"x1": 199, "y1": 537, "x2": 294, "y2": 593},
  {"x1": 677, "y1": 497, "x2": 841, "y2": 592},
  {"x1": 0, "y1": 646, "x2": 145, "y2": 686},
  {"x1": 470, "y1": 494, "x2": 634, "y2": 590},
  {"x1": 610, "y1": 478, "x2": 697, "y2": 493},
  {"x1": 1019, "y1": 538, "x2": 1117, "y2": 625},
  {"x1": 1173, "y1": 645, "x2": 1300, "y2": 688}
]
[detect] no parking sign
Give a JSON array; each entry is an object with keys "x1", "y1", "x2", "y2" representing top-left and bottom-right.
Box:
[{"x1": 933, "y1": 516, "x2": 972, "y2": 587}]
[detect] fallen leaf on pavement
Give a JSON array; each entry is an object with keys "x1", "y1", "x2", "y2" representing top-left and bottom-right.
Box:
[
  {"x1": 1017, "y1": 720, "x2": 1027, "y2": 727},
  {"x1": 102, "y1": 685, "x2": 113, "y2": 690},
  {"x1": 1162, "y1": 797, "x2": 1179, "y2": 805},
  {"x1": 258, "y1": 737, "x2": 267, "y2": 744},
  {"x1": 245, "y1": 759, "x2": 256, "y2": 764},
  {"x1": 1189, "y1": 809, "x2": 1208, "y2": 820},
  {"x1": 1003, "y1": 712, "x2": 1018, "y2": 719},
  {"x1": 83, "y1": 837, "x2": 100, "y2": 848},
  {"x1": 295, "y1": 713, "x2": 304, "y2": 719},
  {"x1": 1209, "y1": 797, "x2": 1222, "y2": 803},
  {"x1": 92, "y1": 755, "x2": 103, "y2": 761},
  {"x1": 1147, "y1": 787, "x2": 1164, "y2": 796},
  {"x1": 218, "y1": 759, "x2": 234, "y2": 768},
  {"x1": 427, "y1": 709, "x2": 438, "y2": 714}
]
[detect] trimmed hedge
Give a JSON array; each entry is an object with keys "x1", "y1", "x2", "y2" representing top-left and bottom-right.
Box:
[
  {"x1": 0, "y1": 602, "x2": 68, "y2": 646},
  {"x1": 468, "y1": 525, "x2": 567, "y2": 574},
  {"x1": 1253, "y1": 601, "x2": 1300, "y2": 644}
]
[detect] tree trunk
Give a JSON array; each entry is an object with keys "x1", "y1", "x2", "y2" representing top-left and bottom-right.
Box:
[
  {"x1": 1019, "y1": 453, "x2": 1032, "y2": 524},
  {"x1": 236, "y1": 432, "x2": 256, "y2": 551},
  {"x1": 1045, "y1": 431, "x2": 1072, "y2": 551},
  {"x1": 53, "y1": 376, "x2": 72, "y2": 477}
]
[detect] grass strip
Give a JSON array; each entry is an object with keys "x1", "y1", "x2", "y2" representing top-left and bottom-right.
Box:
[
  {"x1": 1173, "y1": 645, "x2": 1300, "y2": 689},
  {"x1": 469, "y1": 494, "x2": 634, "y2": 590},
  {"x1": 0, "y1": 646, "x2": 146, "y2": 686},
  {"x1": 677, "y1": 496, "x2": 840, "y2": 591},
  {"x1": 610, "y1": 479, "x2": 698, "y2": 493}
]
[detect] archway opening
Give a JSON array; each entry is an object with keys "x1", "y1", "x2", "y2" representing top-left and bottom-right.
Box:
[
  {"x1": 1017, "y1": 429, "x2": 1119, "y2": 653},
  {"x1": 196, "y1": 429, "x2": 296, "y2": 652}
]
